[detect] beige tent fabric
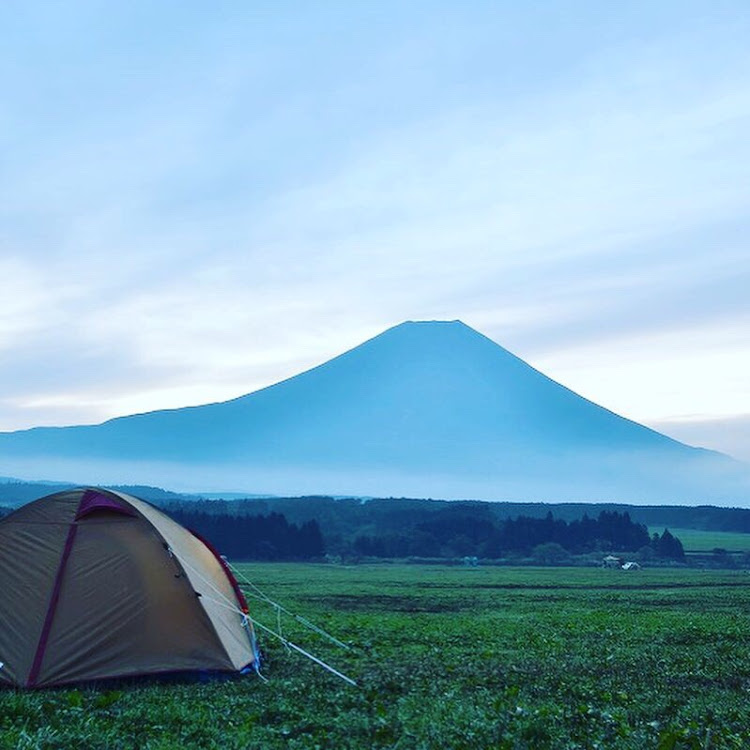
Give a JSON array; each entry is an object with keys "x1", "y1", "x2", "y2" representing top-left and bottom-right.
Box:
[
  {"x1": 0, "y1": 488, "x2": 256, "y2": 688},
  {"x1": 121, "y1": 492, "x2": 257, "y2": 672},
  {"x1": 0, "y1": 491, "x2": 81, "y2": 687}
]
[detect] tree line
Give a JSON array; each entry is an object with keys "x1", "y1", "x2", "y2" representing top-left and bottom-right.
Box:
[
  {"x1": 1, "y1": 487, "x2": 689, "y2": 563},
  {"x1": 351, "y1": 510, "x2": 685, "y2": 561},
  {"x1": 166, "y1": 508, "x2": 324, "y2": 561},
  {"x1": 159, "y1": 499, "x2": 686, "y2": 562}
]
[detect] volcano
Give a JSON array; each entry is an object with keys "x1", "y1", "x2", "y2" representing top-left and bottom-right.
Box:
[{"x1": 1, "y1": 320, "x2": 748, "y2": 503}]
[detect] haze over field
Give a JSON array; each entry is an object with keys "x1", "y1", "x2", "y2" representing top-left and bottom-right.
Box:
[
  {"x1": 2, "y1": 3, "x2": 749, "y2": 472},
  {"x1": 1, "y1": 321, "x2": 748, "y2": 504}
]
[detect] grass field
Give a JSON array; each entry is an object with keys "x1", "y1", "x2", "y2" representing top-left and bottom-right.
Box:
[
  {"x1": 2, "y1": 564, "x2": 750, "y2": 749},
  {"x1": 650, "y1": 527, "x2": 750, "y2": 553}
]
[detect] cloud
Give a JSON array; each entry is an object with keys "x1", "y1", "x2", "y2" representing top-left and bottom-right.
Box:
[{"x1": 1, "y1": 1, "x2": 749, "y2": 460}]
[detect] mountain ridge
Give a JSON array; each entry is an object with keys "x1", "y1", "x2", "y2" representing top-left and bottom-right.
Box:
[{"x1": 1, "y1": 320, "x2": 748, "y2": 503}]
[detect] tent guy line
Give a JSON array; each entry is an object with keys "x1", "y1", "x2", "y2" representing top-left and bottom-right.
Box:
[{"x1": 177, "y1": 547, "x2": 357, "y2": 685}]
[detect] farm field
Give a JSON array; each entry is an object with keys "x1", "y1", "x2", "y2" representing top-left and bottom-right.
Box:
[
  {"x1": 2, "y1": 564, "x2": 750, "y2": 749},
  {"x1": 649, "y1": 527, "x2": 750, "y2": 553}
]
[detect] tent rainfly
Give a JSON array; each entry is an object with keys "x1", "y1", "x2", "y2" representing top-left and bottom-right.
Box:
[{"x1": 0, "y1": 487, "x2": 258, "y2": 688}]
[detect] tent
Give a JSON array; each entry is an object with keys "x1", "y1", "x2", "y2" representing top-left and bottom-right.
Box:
[{"x1": 0, "y1": 487, "x2": 258, "y2": 688}]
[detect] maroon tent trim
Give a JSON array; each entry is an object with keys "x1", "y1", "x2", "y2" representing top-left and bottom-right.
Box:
[
  {"x1": 26, "y1": 521, "x2": 79, "y2": 687},
  {"x1": 188, "y1": 529, "x2": 249, "y2": 613},
  {"x1": 75, "y1": 489, "x2": 137, "y2": 520}
]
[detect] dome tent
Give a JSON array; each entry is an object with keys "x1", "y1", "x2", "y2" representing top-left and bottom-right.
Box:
[{"x1": 0, "y1": 487, "x2": 258, "y2": 688}]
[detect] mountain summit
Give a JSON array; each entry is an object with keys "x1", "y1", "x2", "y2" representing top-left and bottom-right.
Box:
[{"x1": 1, "y1": 320, "x2": 748, "y2": 503}]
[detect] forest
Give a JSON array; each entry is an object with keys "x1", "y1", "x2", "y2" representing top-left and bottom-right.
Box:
[
  {"x1": 0, "y1": 492, "x2": 685, "y2": 564},
  {"x1": 350, "y1": 510, "x2": 684, "y2": 561},
  {"x1": 0, "y1": 484, "x2": 693, "y2": 562},
  {"x1": 167, "y1": 507, "x2": 325, "y2": 560},
  {"x1": 161, "y1": 499, "x2": 684, "y2": 562}
]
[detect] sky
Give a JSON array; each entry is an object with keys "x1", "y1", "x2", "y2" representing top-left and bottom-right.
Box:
[{"x1": 1, "y1": 1, "x2": 749, "y2": 463}]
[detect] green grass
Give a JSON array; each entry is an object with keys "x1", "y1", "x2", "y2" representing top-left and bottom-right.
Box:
[
  {"x1": 650, "y1": 527, "x2": 750, "y2": 552},
  {"x1": 3, "y1": 564, "x2": 750, "y2": 749}
]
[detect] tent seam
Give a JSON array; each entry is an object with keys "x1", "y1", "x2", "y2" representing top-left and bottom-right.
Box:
[{"x1": 26, "y1": 515, "x2": 80, "y2": 687}]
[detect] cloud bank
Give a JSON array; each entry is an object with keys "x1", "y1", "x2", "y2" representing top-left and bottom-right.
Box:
[{"x1": 1, "y1": 1, "x2": 748, "y2": 462}]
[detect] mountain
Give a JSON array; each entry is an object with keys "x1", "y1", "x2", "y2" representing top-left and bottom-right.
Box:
[
  {"x1": 0, "y1": 476, "x2": 195, "y2": 508},
  {"x1": 1, "y1": 320, "x2": 748, "y2": 503}
]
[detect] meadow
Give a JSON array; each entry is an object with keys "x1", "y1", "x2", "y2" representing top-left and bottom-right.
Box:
[
  {"x1": 2, "y1": 564, "x2": 750, "y2": 749},
  {"x1": 649, "y1": 527, "x2": 750, "y2": 553}
]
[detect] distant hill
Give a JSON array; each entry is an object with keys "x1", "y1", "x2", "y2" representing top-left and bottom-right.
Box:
[
  {"x1": 4, "y1": 477, "x2": 750, "y2": 545},
  {"x1": 160, "y1": 495, "x2": 750, "y2": 537},
  {"x1": 0, "y1": 477, "x2": 74, "y2": 506},
  {"x1": 0, "y1": 477, "x2": 195, "y2": 508},
  {"x1": 1, "y1": 320, "x2": 749, "y2": 503}
]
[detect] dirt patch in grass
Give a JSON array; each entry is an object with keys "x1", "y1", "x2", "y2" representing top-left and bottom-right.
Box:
[{"x1": 309, "y1": 594, "x2": 469, "y2": 613}]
